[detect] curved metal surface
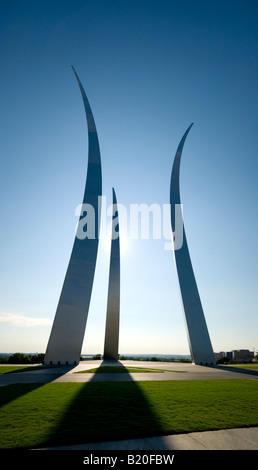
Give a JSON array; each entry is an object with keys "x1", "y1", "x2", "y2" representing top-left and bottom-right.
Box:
[
  {"x1": 103, "y1": 188, "x2": 120, "y2": 360},
  {"x1": 44, "y1": 68, "x2": 102, "y2": 365},
  {"x1": 170, "y1": 124, "x2": 215, "y2": 365}
]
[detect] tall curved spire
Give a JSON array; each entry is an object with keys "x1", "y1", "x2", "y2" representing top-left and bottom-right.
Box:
[
  {"x1": 71, "y1": 66, "x2": 102, "y2": 208},
  {"x1": 170, "y1": 125, "x2": 215, "y2": 365},
  {"x1": 103, "y1": 188, "x2": 120, "y2": 361},
  {"x1": 44, "y1": 68, "x2": 102, "y2": 365}
]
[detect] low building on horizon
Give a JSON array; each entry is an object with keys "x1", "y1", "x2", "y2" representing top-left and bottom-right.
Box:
[{"x1": 215, "y1": 349, "x2": 254, "y2": 362}]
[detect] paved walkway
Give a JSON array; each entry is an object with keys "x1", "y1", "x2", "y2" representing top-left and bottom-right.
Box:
[
  {"x1": 41, "y1": 427, "x2": 258, "y2": 450},
  {"x1": 1, "y1": 360, "x2": 258, "y2": 386},
  {"x1": 1, "y1": 360, "x2": 258, "y2": 451}
]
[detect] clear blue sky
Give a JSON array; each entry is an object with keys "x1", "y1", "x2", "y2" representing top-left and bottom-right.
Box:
[{"x1": 0, "y1": 0, "x2": 257, "y2": 355}]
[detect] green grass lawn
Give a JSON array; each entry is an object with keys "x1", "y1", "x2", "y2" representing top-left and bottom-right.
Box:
[
  {"x1": 0, "y1": 379, "x2": 258, "y2": 449},
  {"x1": 76, "y1": 366, "x2": 186, "y2": 373},
  {"x1": 0, "y1": 365, "x2": 47, "y2": 374}
]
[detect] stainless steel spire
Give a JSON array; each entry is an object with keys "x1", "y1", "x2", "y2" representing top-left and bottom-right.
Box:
[
  {"x1": 44, "y1": 68, "x2": 102, "y2": 365},
  {"x1": 103, "y1": 188, "x2": 120, "y2": 361},
  {"x1": 170, "y1": 124, "x2": 215, "y2": 365}
]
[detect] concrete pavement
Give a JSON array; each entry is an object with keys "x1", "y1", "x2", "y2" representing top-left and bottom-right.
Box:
[
  {"x1": 1, "y1": 360, "x2": 258, "y2": 451},
  {"x1": 39, "y1": 427, "x2": 258, "y2": 450},
  {"x1": 1, "y1": 360, "x2": 258, "y2": 386}
]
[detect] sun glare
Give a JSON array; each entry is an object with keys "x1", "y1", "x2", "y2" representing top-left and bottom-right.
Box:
[{"x1": 102, "y1": 229, "x2": 129, "y2": 255}]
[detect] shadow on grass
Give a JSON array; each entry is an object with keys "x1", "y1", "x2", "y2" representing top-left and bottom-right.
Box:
[
  {"x1": 0, "y1": 365, "x2": 76, "y2": 407},
  {"x1": 1, "y1": 365, "x2": 51, "y2": 374},
  {"x1": 40, "y1": 361, "x2": 165, "y2": 448},
  {"x1": 0, "y1": 383, "x2": 46, "y2": 408}
]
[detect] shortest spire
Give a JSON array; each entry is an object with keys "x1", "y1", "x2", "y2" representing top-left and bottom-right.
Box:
[{"x1": 103, "y1": 188, "x2": 120, "y2": 361}]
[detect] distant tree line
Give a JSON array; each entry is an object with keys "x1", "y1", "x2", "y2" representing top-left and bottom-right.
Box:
[
  {"x1": 81, "y1": 354, "x2": 192, "y2": 362},
  {"x1": 0, "y1": 353, "x2": 45, "y2": 364},
  {"x1": 119, "y1": 355, "x2": 191, "y2": 363}
]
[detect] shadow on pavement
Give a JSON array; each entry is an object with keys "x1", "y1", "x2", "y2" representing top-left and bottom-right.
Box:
[
  {"x1": 40, "y1": 360, "x2": 165, "y2": 448},
  {"x1": 216, "y1": 365, "x2": 258, "y2": 377}
]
